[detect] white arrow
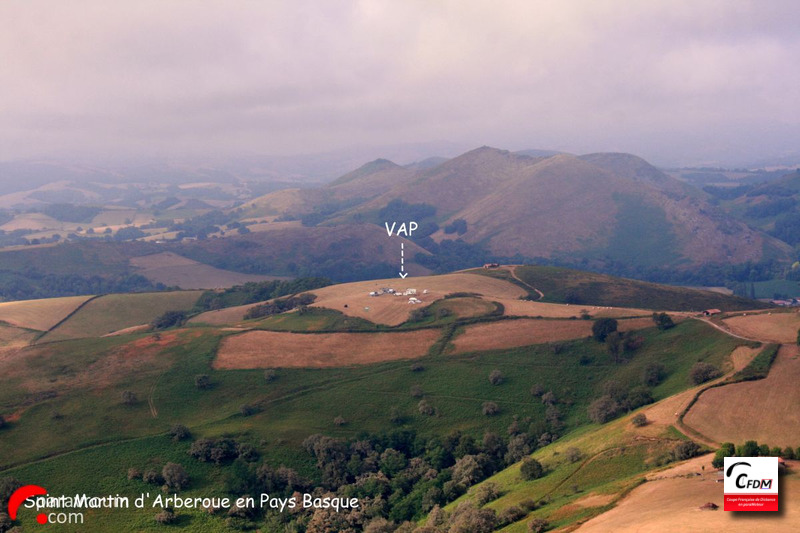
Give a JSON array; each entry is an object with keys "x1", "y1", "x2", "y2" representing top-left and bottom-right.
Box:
[{"x1": 399, "y1": 242, "x2": 408, "y2": 278}]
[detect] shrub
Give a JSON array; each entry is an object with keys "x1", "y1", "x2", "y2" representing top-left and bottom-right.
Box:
[
  {"x1": 498, "y1": 505, "x2": 527, "y2": 526},
  {"x1": 195, "y1": 374, "x2": 212, "y2": 389},
  {"x1": 389, "y1": 408, "x2": 404, "y2": 424},
  {"x1": 333, "y1": 416, "x2": 346, "y2": 426},
  {"x1": 592, "y1": 318, "x2": 618, "y2": 342},
  {"x1": 530, "y1": 383, "x2": 544, "y2": 397},
  {"x1": 154, "y1": 509, "x2": 177, "y2": 524},
  {"x1": 169, "y1": 424, "x2": 191, "y2": 441},
  {"x1": 189, "y1": 437, "x2": 240, "y2": 464},
  {"x1": 652, "y1": 312, "x2": 675, "y2": 330},
  {"x1": 142, "y1": 469, "x2": 163, "y2": 485},
  {"x1": 482, "y1": 402, "x2": 500, "y2": 416},
  {"x1": 410, "y1": 363, "x2": 425, "y2": 372},
  {"x1": 520, "y1": 458, "x2": 544, "y2": 480},
  {"x1": 410, "y1": 385, "x2": 424, "y2": 398},
  {"x1": 488, "y1": 369, "x2": 504, "y2": 385},
  {"x1": 0, "y1": 416, "x2": 5, "y2": 430},
  {"x1": 690, "y1": 362, "x2": 722, "y2": 385},
  {"x1": 418, "y1": 400, "x2": 435, "y2": 416},
  {"x1": 121, "y1": 390, "x2": 138, "y2": 405},
  {"x1": 240, "y1": 404, "x2": 257, "y2": 416},
  {"x1": 263, "y1": 369, "x2": 277, "y2": 382},
  {"x1": 127, "y1": 468, "x2": 141, "y2": 480},
  {"x1": 529, "y1": 518, "x2": 550, "y2": 532},
  {"x1": 162, "y1": 462, "x2": 189, "y2": 491},
  {"x1": 540, "y1": 391, "x2": 556, "y2": 405},
  {"x1": 642, "y1": 362, "x2": 667, "y2": 386},
  {"x1": 565, "y1": 447, "x2": 582, "y2": 463},
  {"x1": 631, "y1": 413, "x2": 648, "y2": 427}
]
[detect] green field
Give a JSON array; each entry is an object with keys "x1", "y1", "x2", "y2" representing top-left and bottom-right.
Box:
[
  {"x1": 0, "y1": 317, "x2": 742, "y2": 531},
  {"x1": 41, "y1": 291, "x2": 203, "y2": 341}
]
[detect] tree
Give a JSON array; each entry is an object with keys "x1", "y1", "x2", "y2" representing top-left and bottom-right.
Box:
[
  {"x1": 195, "y1": 374, "x2": 212, "y2": 389},
  {"x1": 488, "y1": 369, "x2": 504, "y2": 385},
  {"x1": 631, "y1": 413, "x2": 648, "y2": 427},
  {"x1": 121, "y1": 390, "x2": 137, "y2": 405},
  {"x1": 520, "y1": 458, "x2": 544, "y2": 480},
  {"x1": 565, "y1": 447, "x2": 582, "y2": 463},
  {"x1": 671, "y1": 441, "x2": 701, "y2": 461},
  {"x1": 652, "y1": 312, "x2": 675, "y2": 330},
  {"x1": 151, "y1": 310, "x2": 187, "y2": 330},
  {"x1": 540, "y1": 391, "x2": 556, "y2": 405},
  {"x1": 592, "y1": 318, "x2": 618, "y2": 342},
  {"x1": 162, "y1": 462, "x2": 189, "y2": 490},
  {"x1": 690, "y1": 362, "x2": 722, "y2": 385},
  {"x1": 169, "y1": 424, "x2": 191, "y2": 441},
  {"x1": 737, "y1": 440, "x2": 760, "y2": 457},
  {"x1": 712, "y1": 442, "x2": 735, "y2": 468},
  {"x1": 529, "y1": 518, "x2": 550, "y2": 533},
  {"x1": 418, "y1": 400, "x2": 435, "y2": 416},
  {"x1": 587, "y1": 395, "x2": 620, "y2": 424},
  {"x1": 642, "y1": 362, "x2": 667, "y2": 386}
]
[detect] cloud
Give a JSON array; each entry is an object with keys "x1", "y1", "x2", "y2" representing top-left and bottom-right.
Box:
[{"x1": 0, "y1": 0, "x2": 798, "y2": 165}]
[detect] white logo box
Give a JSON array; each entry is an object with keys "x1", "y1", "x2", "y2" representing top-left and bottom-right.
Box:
[{"x1": 723, "y1": 457, "x2": 779, "y2": 511}]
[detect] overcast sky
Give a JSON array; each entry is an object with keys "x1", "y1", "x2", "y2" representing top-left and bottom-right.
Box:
[{"x1": 1, "y1": 0, "x2": 799, "y2": 166}]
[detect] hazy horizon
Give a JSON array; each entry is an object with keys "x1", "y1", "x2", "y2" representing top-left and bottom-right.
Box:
[{"x1": 2, "y1": 1, "x2": 799, "y2": 168}]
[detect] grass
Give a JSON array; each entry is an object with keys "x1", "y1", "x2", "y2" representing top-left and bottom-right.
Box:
[
  {"x1": 0, "y1": 295, "x2": 94, "y2": 331},
  {"x1": 0, "y1": 314, "x2": 742, "y2": 531},
  {"x1": 732, "y1": 343, "x2": 779, "y2": 381},
  {"x1": 41, "y1": 291, "x2": 203, "y2": 341},
  {"x1": 510, "y1": 265, "x2": 767, "y2": 311}
]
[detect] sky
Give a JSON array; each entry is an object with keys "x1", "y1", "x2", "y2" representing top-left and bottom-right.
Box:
[{"x1": 1, "y1": 0, "x2": 799, "y2": 167}]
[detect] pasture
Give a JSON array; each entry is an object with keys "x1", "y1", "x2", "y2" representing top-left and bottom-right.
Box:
[
  {"x1": 41, "y1": 291, "x2": 202, "y2": 341},
  {"x1": 722, "y1": 311, "x2": 800, "y2": 344},
  {"x1": 0, "y1": 295, "x2": 93, "y2": 331},
  {"x1": 214, "y1": 329, "x2": 441, "y2": 368},
  {"x1": 683, "y1": 344, "x2": 800, "y2": 444}
]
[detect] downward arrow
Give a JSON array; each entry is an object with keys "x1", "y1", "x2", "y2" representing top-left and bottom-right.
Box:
[{"x1": 398, "y1": 242, "x2": 409, "y2": 279}]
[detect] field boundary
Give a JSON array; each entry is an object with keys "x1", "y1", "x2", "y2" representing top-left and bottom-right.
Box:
[
  {"x1": 676, "y1": 343, "x2": 780, "y2": 446},
  {"x1": 32, "y1": 294, "x2": 103, "y2": 343}
]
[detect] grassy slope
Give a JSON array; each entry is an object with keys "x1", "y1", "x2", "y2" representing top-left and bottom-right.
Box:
[
  {"x1": 41, "y1": 291, "x2": 202, "y2": 340},
  {"x1": 507, "y1": 265, "x2": 767, "y2": 311},
  {"x1": 1, "y1": 319, "x2": 740, "y2": 531}
]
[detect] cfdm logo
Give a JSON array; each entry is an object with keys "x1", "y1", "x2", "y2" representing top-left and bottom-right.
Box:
[{"x1": 723, "y1": 457, "x2": 779, "y2": 511}]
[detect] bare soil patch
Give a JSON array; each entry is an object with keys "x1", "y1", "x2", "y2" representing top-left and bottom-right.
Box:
[
  {"x1": 683, "y1": 344, "x2": 800, "y2": 445},
  {"x1": 723, "y1": 311, "x2": 800, "y2": 344},
  {"x1": 497, "y1": 298, "x2": 652, "y2": 319},
  {"x1": 577, "y1": 457, "x2": 800, "y2": 532},
  {"x1": 309, "y1": 273, "x2": 526, "y2": 326},
  {"x1": 215, "y1": 329, "x2": 441, "y2": 369},
  {"x1": 451, "y1": 319, "x2": 593, "y2": 353},
  {"x1": 451, "y1": 317, "x2": 657, "y2": 354}
]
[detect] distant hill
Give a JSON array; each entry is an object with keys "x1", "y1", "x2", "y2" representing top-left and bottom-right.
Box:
[
  {"x1": 505, "y1": 265, "x2": 769, "y2": 311},
  {"x1": 245, "y1": 146, "x2": 791, "y2": 274},
  {"x1": 705, "y1": 169, "x2": 800, "y2": 246}
]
